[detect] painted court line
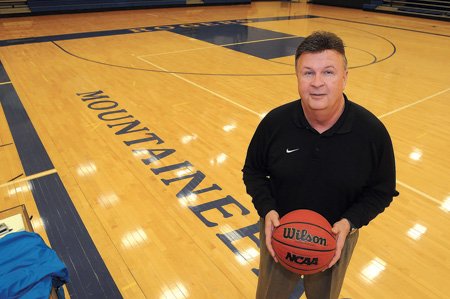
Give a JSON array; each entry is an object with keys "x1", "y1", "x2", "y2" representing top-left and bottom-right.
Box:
[
  {"x1": 378, "y1": 88, "x2": 448, "y2": 206},
  {"x1": 137, "y1": 57, "x2": 446, "y2": 207},
  {"x1": 7, "y1": 173, "x2": 23, "y2": 182},
  {"x1": 138, "y1": 36, "x2": 300, "y2": 59},
  {"x1": 0, "y1": 169, "x2": 57, "y2": 189},
  {"x1": 137, "y1": 56, "x2": 263, "y2": 117},
  {"x1": 0, "y1": 81, "x2": 11, "y2": 85},
  {"x1": 377, "y1": 87, "x2": 450, "y2": 119},
  {"x1": 396, "y1": 180, "x2": 442, "y2": 206}
]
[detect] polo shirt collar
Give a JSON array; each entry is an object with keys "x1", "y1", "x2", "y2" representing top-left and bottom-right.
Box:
[{"x1": 293, "y1": 94, "x2": 354, "y2": 135}]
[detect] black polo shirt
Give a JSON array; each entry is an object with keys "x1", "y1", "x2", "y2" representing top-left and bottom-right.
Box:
[{"x1": 242, "y1": 95, "x2": 398, "y2": 228}]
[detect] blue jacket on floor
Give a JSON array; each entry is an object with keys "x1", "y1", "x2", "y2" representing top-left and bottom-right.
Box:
[{"x1": 0, "y1": 231, "x2": 69, "y2": 299}]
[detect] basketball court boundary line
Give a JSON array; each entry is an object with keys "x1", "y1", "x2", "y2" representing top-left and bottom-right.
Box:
[
  {"x1": 377, "y1": 87, "x2": 450, "y2": 119},
  {"x1": 137, "y1": 56, "x2": 447, "y2": 207},
  {"x1": 396, "y1": 180, "x2": 442, "y2": 205},
  {"x1": 0, "y1": 81, "x2": 11, "y2": 85},
  {"x1": 0, "y1": 169, "x2": 57, "y2": 189}
]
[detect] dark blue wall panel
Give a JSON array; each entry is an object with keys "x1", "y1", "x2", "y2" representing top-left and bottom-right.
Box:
[
  {"x1": 28, "y1": 0, "x2": 251, "y2": 13},
  {"x1": 309, "y1": 0, "x2": 368, "y2": 9}
]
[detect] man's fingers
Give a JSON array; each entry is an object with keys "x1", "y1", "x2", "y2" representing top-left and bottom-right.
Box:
[
  {"x1": 265, "y1": 232, "x2": 279, "y2": 263},
  {"x1": 265, "y1": 218, "x2": 279, "y2": 262},
  {"x1": 331, "y1": 226, "x2": 339, "y2": 235},
  {"x1": 328, "y1": 246, "x2": 342, "y2": 268},
  {"x1": 272, "y1": 217, "x2": 280, "y2": 228},
  {"x1": 266, "y1": 241, "x2": 279, "y2": 263},
  {"x1": 264, "y1": 210, "x2": 280, "y2": 263},
  {"x1": 327, "y1": 219, "x2": 351, "y2": 268}
]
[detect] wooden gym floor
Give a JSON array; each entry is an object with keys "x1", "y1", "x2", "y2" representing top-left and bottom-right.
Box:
[{"x1": 0, "y1": 2, "x2": 449, "y2": 298}]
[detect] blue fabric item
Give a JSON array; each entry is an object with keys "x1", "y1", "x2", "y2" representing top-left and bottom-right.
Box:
[{"x1": 0, "y1": 231, "x2": 69, "y2": 299}]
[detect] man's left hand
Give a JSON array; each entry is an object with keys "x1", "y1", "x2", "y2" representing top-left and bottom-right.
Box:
[{"x1": 328, "y1": 218, "x2": 351, "y2": 268}]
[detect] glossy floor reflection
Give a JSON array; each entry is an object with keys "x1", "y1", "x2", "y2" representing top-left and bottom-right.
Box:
[{"x1": 0, "y1": 2, "x2": 449, "y2": 298}]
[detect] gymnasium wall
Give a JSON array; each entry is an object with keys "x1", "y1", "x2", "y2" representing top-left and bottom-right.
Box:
[
  {"x1": 308, "y1": 0, "x2": 379, "y2": 9},
  {"x1": 27, "y1": 0, "x2": 251, "y2": 13}
]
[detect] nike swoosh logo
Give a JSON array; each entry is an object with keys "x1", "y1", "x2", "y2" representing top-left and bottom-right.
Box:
[{"x1": 286, "y1": 148, "x2": 300, "y2": 153}]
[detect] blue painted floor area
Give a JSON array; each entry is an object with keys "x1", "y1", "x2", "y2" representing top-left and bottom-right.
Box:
[
  {"x1": 0, "y1": 63, "x2": 122, "y2": 298},
  {"x1": 0, "y1": 61, "x2": 9, "y2": 82},
  {"x1": 172, "y1": 24, "x2": 305, "y2": 60},
  {"x1": 0, "y1": 83, "x2": 54, "y2": 176},
  {"x1": 225, "y1": 36, "x2": 304, "y2": 60},
  {"x1": 172, "y1": 24, "x2": 294, "y2": 46},
  {"x1": 0, "y1": 29, "x2": 135, "y2": 47},
  {"x1": 30, "y1": 174, "x2": 123, "y2": 298},
  {"x1": 290, "y1": 279, "x2": 305, "y2": 299}
]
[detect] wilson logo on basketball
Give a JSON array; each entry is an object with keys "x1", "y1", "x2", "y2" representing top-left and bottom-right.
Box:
[
  {"x1": 283, "y1": 227, "x2": 327, "y2": 246},
  {"x1": 285, "y1": 252, "x2": 319, "y2": 265}
]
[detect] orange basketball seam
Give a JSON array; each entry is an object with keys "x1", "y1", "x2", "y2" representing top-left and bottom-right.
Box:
[{"x1": 272, "y1": 237, "x2": 336, "y2": 252}]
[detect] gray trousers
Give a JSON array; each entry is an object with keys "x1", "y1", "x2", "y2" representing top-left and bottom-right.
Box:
[{"x1": 256, "y1": 220, "x2": 359, "y2": 299}]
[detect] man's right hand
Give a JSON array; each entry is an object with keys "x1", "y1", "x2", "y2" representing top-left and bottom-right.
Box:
[{"x1": 265, "y1": 210, "x2": 280, "y2": 262}]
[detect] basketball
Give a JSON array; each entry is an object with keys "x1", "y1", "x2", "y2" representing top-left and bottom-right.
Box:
[{"x1": 271, "y1": 209, "x2": 337, "y2": 275}]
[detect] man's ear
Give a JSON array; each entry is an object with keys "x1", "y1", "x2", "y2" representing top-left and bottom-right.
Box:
[{"x1": 343, "y1": 69, "x2": 348, "y2": 89}]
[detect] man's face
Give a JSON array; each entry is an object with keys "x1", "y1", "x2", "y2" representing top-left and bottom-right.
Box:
[{"x1": 296, "y1": 50, "x2": 348, "y2": 113}]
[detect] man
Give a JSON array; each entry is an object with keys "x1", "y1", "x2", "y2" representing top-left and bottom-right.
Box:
[{"x1": 242, "y1": 31, "x2": 398, "y2": 299}]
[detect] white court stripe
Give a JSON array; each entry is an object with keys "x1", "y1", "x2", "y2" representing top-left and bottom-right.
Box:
[
  {"x1": 378, "y1": 87, "x2": 450, "y2": 119},
  {"x1": 138, "y1": 45, "x2": 217, "y2": 58},
  {"x1": 137, "y1": 57, "x2": 262, "y2": 117},
  {"x1": 396, "y1": 180, "x2": 442, "y2": 205},
  {"x1": 0, "y1": 81, "x2": 12, "y2": 85},
  {"x1": 378, "y1": 87, "x2": 449, "y2": 206},
  {"x1": 0, "y1": 169, "x2": 57, "y2": 189}
]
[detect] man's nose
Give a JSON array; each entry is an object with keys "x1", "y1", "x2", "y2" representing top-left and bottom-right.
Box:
[{"x1": 311, "y1": 74, "x2": 324, "y2": 87}]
